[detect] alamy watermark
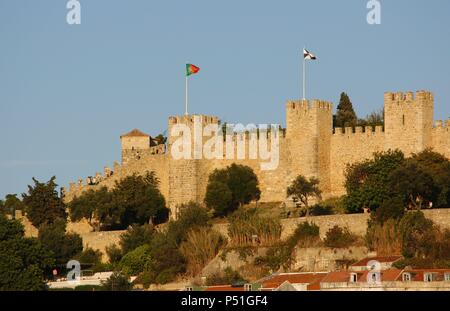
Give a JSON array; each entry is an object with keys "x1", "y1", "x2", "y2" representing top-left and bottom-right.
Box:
[
  {"x1": 66, "y1": 259, "x2": 81, "y2": 284},
  {"x1": 367, "y1": 0, "x2": 381, "y2": 25},
  {"x1": 170, "y1": 116, "x2": 280, "y2": 171},
  {"x1": 67, "y1": 0, "x2": 81, "y2": 25}
]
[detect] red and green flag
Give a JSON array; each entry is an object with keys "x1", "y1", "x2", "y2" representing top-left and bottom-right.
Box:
[{"x1": 186, "y1": 64, "x2": 200, "y2": 76}]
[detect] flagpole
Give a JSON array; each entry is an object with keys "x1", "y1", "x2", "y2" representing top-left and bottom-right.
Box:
[
  {"x1": 303, "y1": 47, "x2": 306, "y2": 100},
  {"x1": 185, "y1": 75, "x2": 188, "y2": 116}
]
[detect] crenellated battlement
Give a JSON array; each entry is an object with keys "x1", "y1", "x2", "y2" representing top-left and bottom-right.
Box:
[
  {"x1": 333, "y1": 125, "x2": 384, "y2": 135},
  {"x1": 384, "y1": 90, "x2": 434, "y2": 104},
  {"x1": 286, "y1": 99, "x2": 333, "y2": 112},
  {"x1": 168, "y1": 114, "x2": 219, "y2": 126},
  {"x1": 434, "y1": 120, "x2": 450, "y2": 129}
]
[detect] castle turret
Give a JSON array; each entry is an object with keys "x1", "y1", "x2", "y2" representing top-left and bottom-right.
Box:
[
  {"x1": 120, "y1": 129, "x2": 151, "y2": 165},
  {"x1": 167, "y1": 114, "x2": 219, "y2": 218},
  {"x1": 286, "y1": 99, "x2": 333, "y2": 193},
  {"x1": 384, "y1": 91, "x2": 434, "y2": 155}
]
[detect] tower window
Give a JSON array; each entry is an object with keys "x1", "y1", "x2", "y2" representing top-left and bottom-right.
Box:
[{"x1": 402, "y1": 115, "x2": 405, "y2": 126}]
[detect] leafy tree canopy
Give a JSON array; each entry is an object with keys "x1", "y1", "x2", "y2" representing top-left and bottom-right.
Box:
[
  {"x1": 22, "y1": 177, "x2": 67, "y2": 228},
  {"x1": 205, "y1": 164, "x2": 261, "y2": 216},
  {"x1": 119, "y1": 224, "x2": 155, "y2": 254},
  {"x1": 38, "y1": 218, "x2": 83, "y2": 265},
  {"x1": 344, "y1": 150, "x2": 405, "y2": 213},
  {"x1": 68, "y1": 172, "x2": 169, "y2": 230},
  {"x1": 0, "y1": 214, "x2": 54, "y2": 290}
]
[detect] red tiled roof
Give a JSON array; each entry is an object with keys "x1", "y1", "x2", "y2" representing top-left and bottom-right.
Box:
[
  {"x1": 321, "y1": 271, "x2": 353, "y2": 283},
  {"x1": 402, "y1": 269, "x2": 450, "y2": 282},
  {"x1": 120, "y1": 129, "x2": 150, "y2": 138},
  {"x1": 351, "y1": 256, "x2": 402, "y2": 267},
  {"x1": 322, "y1": 269, "x2": 403, "y2": 283},
  {"x1": 204, "y1": 285, "x2": 245, "y2": 292},
  {"x1": 261, "y1": 273, "x2": 328, "y2": 290}
]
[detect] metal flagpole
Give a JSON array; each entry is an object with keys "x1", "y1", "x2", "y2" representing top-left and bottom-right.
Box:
[
  {"x1": 303, "y1": 47, "x2": 306, "y2": 100},
  {"x1": 185, "y1": 75, "x2": 188, "y2": 116}
]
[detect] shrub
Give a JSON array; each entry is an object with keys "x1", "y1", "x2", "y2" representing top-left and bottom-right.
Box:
[
  {"x1": 146, "y1": 233, "x2": 186, "y2": 283},
  {"x1": 205, "y1": 267, "x2": 247, "y2": 286},
  {"x1": 76, "y1": 247, "x2": 102, "y2": 266},
  {"x1": 180, "y1": 227, "x2": 226, "y2": 276},
  {"x1": 118, "y1": 245, "x2": 152, "y2": 276},
  {"x1": 323, "y1": 226, "x2": 358, "y2": 248},
  {"x1": 255, "y1": 222, "x2": 321, "y2": 271},
  {"x1": 289, "y1": 222, "x2": 321, "y2": 248},
  {"x1": 309, "y1": 203, "x2": 334, "y2": 216},
  {"x1": 166, "y1": 202, "x2": 210, "y2": 245},
  {"x1": 102, "y1": 272, "x2": 132, "y2": 291},
  {"x1": 398, "y1": 211, "x2": 434, "y2": 258},
  {"x1": 105, "y1": 244, "x2": 123, "y2": 265},
  {"x1": 74, "y1": 285, "x2": 103, "y2": 291}
]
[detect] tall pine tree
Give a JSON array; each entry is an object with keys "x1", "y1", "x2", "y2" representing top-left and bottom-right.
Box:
[{"x1": 335, "y1": 92, "x2": 357, "y2": 128}]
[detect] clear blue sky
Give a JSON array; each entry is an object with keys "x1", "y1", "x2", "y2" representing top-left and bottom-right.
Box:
[{"x1": 1, "y1": 0, "x2": 450, "y2": 199}]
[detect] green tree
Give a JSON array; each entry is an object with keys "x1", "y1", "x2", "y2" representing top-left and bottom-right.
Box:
[
  {"x1": 204, "y1": 181, "x2": 232, "y2": 217},
  {"x1": 205, "y1": 164, "x2": 261, "y2": 216},
  {"x1": 22, "y1": 177, "x2": 67, "y2": 228},
  {"x1": 371, "y1": 196, "x2": 405, "y2": 225},
  {"x1": 0, "y1": 199, "x2": 4, "y2": 215},
  {"x1": 335, "y1": 92, "x2": 357, "y2": 128},
  {"x1": 119, "y1": 224, "x2": 154, "y2": 254},
  {"x1": 409, "y1": 150, "x2": 450, "y2": 207},
  {"x1": 111, "y1": 172, "x2": 169, "y2": 227},
  {"x1": 68, "y1": 172, "x2": 169, "y2": 230},
  {"x1": 68, "y1": 187, "x2": 112, "y2": 229},
  {"x1": 389, "y1": 162, "x2": 438, "y2": 210},
  {"x1": 344, "y1": 150, "x2": 405, "y2": 213},
  {"x1": 287, "y1": 175, "x2": 322, "y2": 217},
  {"x1": 38, "y1": 218, "x2": 83, "y2": 265},
  {"x1": 0, "y1": 214, "x2": 54, "y2": 290}
]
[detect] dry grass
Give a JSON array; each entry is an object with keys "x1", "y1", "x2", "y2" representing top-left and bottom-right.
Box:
[
  {"x1": 366, "y1": 219, "x2": 402, "y2": 256},
  {"x1": 180, "y1": 227, "x2": 226, "y2": 276},
  {"x1": 228, "y1": 209, "x2": 282, "y2": 247}
]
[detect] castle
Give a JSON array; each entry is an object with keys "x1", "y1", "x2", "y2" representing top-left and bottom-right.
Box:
[{"x1": 64, "y1": 91, "x2": 450, "y2": 217}]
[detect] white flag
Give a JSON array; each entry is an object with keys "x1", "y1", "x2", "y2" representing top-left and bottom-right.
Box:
[{"x1": 303, "y1": 49, "x2": 317, "y2": 60}]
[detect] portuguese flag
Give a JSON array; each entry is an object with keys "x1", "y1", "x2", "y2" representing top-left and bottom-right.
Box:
[{"x1": 186, "y1": 63, "x2": 200, "y2": 76}]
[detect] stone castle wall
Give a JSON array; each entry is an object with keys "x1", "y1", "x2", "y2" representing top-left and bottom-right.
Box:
[
  {"x1": 329, "y1": 126, "x2": 385, "y2": 197},
  {"x1": 64, "y1": 90, "x2": 449, "y2": 217}
]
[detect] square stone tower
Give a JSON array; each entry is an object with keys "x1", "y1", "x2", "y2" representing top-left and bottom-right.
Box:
[
  {"x1": 285, "y1": 99, "x2": 333, "y2": 193},
  {"x1": 167, "y1": 114, "x2": 220, "y2": 217},
  {"x1": 120, "y1": 129, "x2": 151, "y2": 165},
  {"x1": 384, "y1": 91, "x2": 434, "y2": 155}
]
